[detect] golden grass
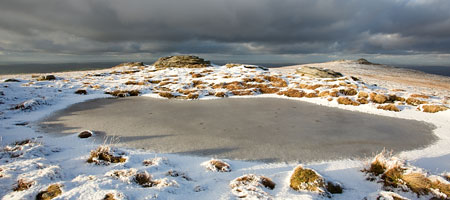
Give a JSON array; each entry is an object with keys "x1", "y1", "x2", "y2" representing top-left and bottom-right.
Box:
[
  {"x1": 358, "y1": 91, "x2": 369, "y2": 98},
  {"x1": 410, "y1": 94, "x2": 430, "y2": 99},
  {"x1": 305, "y1": 92, "x2": 318, "y2": 98},
  {"x1": 264, "y1": 75, "x2": 288, "y2": 87},
  {"x1": 357, "y1": 98, "x2": 369, "y2": 104},
  {"x1": 406, "y1": 97, "x2": 427, "y2": 106},
  {"x1": 370, "y1": 93, "x2": 388, "y2": 104},
  {"x1": 339, "y1": 88, "x2": 358, "y2": 96},
  {"x1": 377, "y1": 104, "x2": 400, "y2": 112},
  {"x1": 231, "y1": 90, "x2": 254, "y2": 96},
  {"x1": 337, "y1": 97, "x2": 360, "y2": 106},
  {"x1": 421, "y1": 105, "x2": 449, "y2": 113},
  {"x1": 215, "y1": 92, "x2": 227, "y2": 97},
  {"x1": 187, "y1": 93, "x2": 199, "y2": 99},
  {"x1": 290, "y1": 166, "x2": 326, "y2": 193},
  {"x1": 87, "y1": 146, "x2": 126, "y2": 165},
  {"x1": 259, "y1": 87, "x2": 280, "y2": 94},
  {"x1": 278, "y1": 89, "x2": 305, "y2": 98},
  {"x1": 191, "y1": 73, "x2": 204, "y2": 78},
  {"x1": 158, "y1": 92, "x2": 175, "y2": 99}
]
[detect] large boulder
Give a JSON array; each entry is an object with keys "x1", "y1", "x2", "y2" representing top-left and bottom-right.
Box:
[
  {"x1": 153, "y1": 55, "x2": 211, "y2": 69},
  {"x1": 295, "y1": 66, "x2": 343, "y2": 78}
]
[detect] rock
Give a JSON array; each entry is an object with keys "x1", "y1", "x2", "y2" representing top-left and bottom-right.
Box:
[
  {"x1": 295, "y1": 66, "x2": 343, "y2": 78},
  {"x1": 153, "y1": 55, "x2": 211, "y2": 69},
  {"x1": 36, "y1": 184, "x2": 62, "y2": 200},
  {"x1": 75, "y1": 89, "x2": 87, "y2": 95},
  {"x1": 78, "y1": 130, "x2": 93, "y2": 138},
  {"x1": 36, "y1": 75, "x2": 56, "y2": 81},
  {"x1": 4, "y1": 78, "x2": 20, "y2": 82},
  {"x1": 356, "y1": 58, "x2": 373, "y2": 65}
]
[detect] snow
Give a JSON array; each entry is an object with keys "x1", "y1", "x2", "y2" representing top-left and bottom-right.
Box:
[{"x1": 0, "y1": 61, "x2": 449, "y2": 199}]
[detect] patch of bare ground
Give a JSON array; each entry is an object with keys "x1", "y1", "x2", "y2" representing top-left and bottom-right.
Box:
[
  {"x1": 87, "y1": 146, "x2": 126, "y2": 165},
  {"x1": 363, "y1": 151, "x2": 450, "y2": 199},
  {"x1": 377, "y1": 104, "x2": 400, "y2": 112},
  {"x1": 103, "y1": 193, "x2": 117, "y2": 200}
]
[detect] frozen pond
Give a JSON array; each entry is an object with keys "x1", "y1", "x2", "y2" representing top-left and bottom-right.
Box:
[{"x1": 37, "y1": 97, "x2": 436, "y2": 162}]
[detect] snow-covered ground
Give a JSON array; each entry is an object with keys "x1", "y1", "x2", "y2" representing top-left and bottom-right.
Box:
[{"x1": 0, "y1": 61, "x2": 449, "y2": 199}]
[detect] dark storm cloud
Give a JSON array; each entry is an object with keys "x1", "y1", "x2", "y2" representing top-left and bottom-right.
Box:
[{"x1": 0, "y1": 0, "x2": 450, "y2": 57}]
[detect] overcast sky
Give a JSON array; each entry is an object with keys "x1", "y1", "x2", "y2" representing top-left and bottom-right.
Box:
[{"x1": 1, "y1": 0, "x2": 450, "y2": 65}]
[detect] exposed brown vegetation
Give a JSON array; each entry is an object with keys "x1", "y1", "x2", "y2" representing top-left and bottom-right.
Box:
[
  {"x1": 36, "y1": 184, "x2": 62, "y2": 200},
  {"x1": 134, "y1": 171, "x2": 154, "y2": 187},
  {"x1": 106, "y1": 90, "x2": 140, "y2": 97},
  {"x1": 225, "y1": 63, "x2": 241, "y2": 68},
  {"x1": 215, "y1": 92, "x2": 227, "y2": 97},
  {"x1": 370, "y1": 93, "x2": 388, "y2": 104},
  {"x1": 337, "y1": 97, "x2": 360, "y2": 106},
  {"x1": 406, "y1": 97, "x2": 427, "y2": 106},
  {"x1": 192, "y1": 80, "x2": 204, "y2": 87},
  {"x1": 231, "y1": 90, "x2": 254, "y2": 96},
  {"x1": 13, "y1": 179, "x2": 34, "y2": 191},
  {"x1": 264, "y1": 75, "x2": 288, "y2": 87},
  {"x1": 207, "y1": 159, "x2": 231, "y2": 172},
  {"x1": 149, "y1": 80, "x2": 162, "y2": 84},
  {"x1": 357, "y1": 98, "x2": 369, "y2": 104},
  {"x1": 158, "y1": 92, "x2": 175, "y2": 99},
  {"x1": 339, "y1": 88, "x2": 358, "y2": 96},
  {"x1": 87, "y1": 146, "x2": 126, "y2": 165},
  {"x1": 103, "y1": 193, "x2": 116, "y2": 200},
  {"x1": 232, "y1": 174, "x2": 275, "y2": 190},
  {"x1": 191, "y1": 73, "x2": 204, "y2": 78},
  {"x1": 259, "y1": 87, "x2": 280, "y2": 94},
  {"x1": 358, "y1": 91, "x2": 369, "y2": 98},
  {"x1": 187, "y1": 93, "x2": 199, "y2": 99},
  {"x1": 410, "y1": 94, "x2": 430, "y2": 99},
  {"x1": 421, "y1": 105, "x2": 448, "y2": 113},
  {"x1": 242, "y1": 77, "x2": 265, "y2": 83},
  {"x1": 377, "y1": 104, "x2": 400, "y2": 112},
  {"x1": 278, "y1": 89, "x2": 305, "y2": 98},
  {"x1": 290, "y1": 166, "x2": 326, "y2": 194},
  {"x1": 124, "y1": 81, "x2": 146, "y2": 85},
  {"x1": 305, "y1": 92, "x2": 318, "y2": 98}
]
